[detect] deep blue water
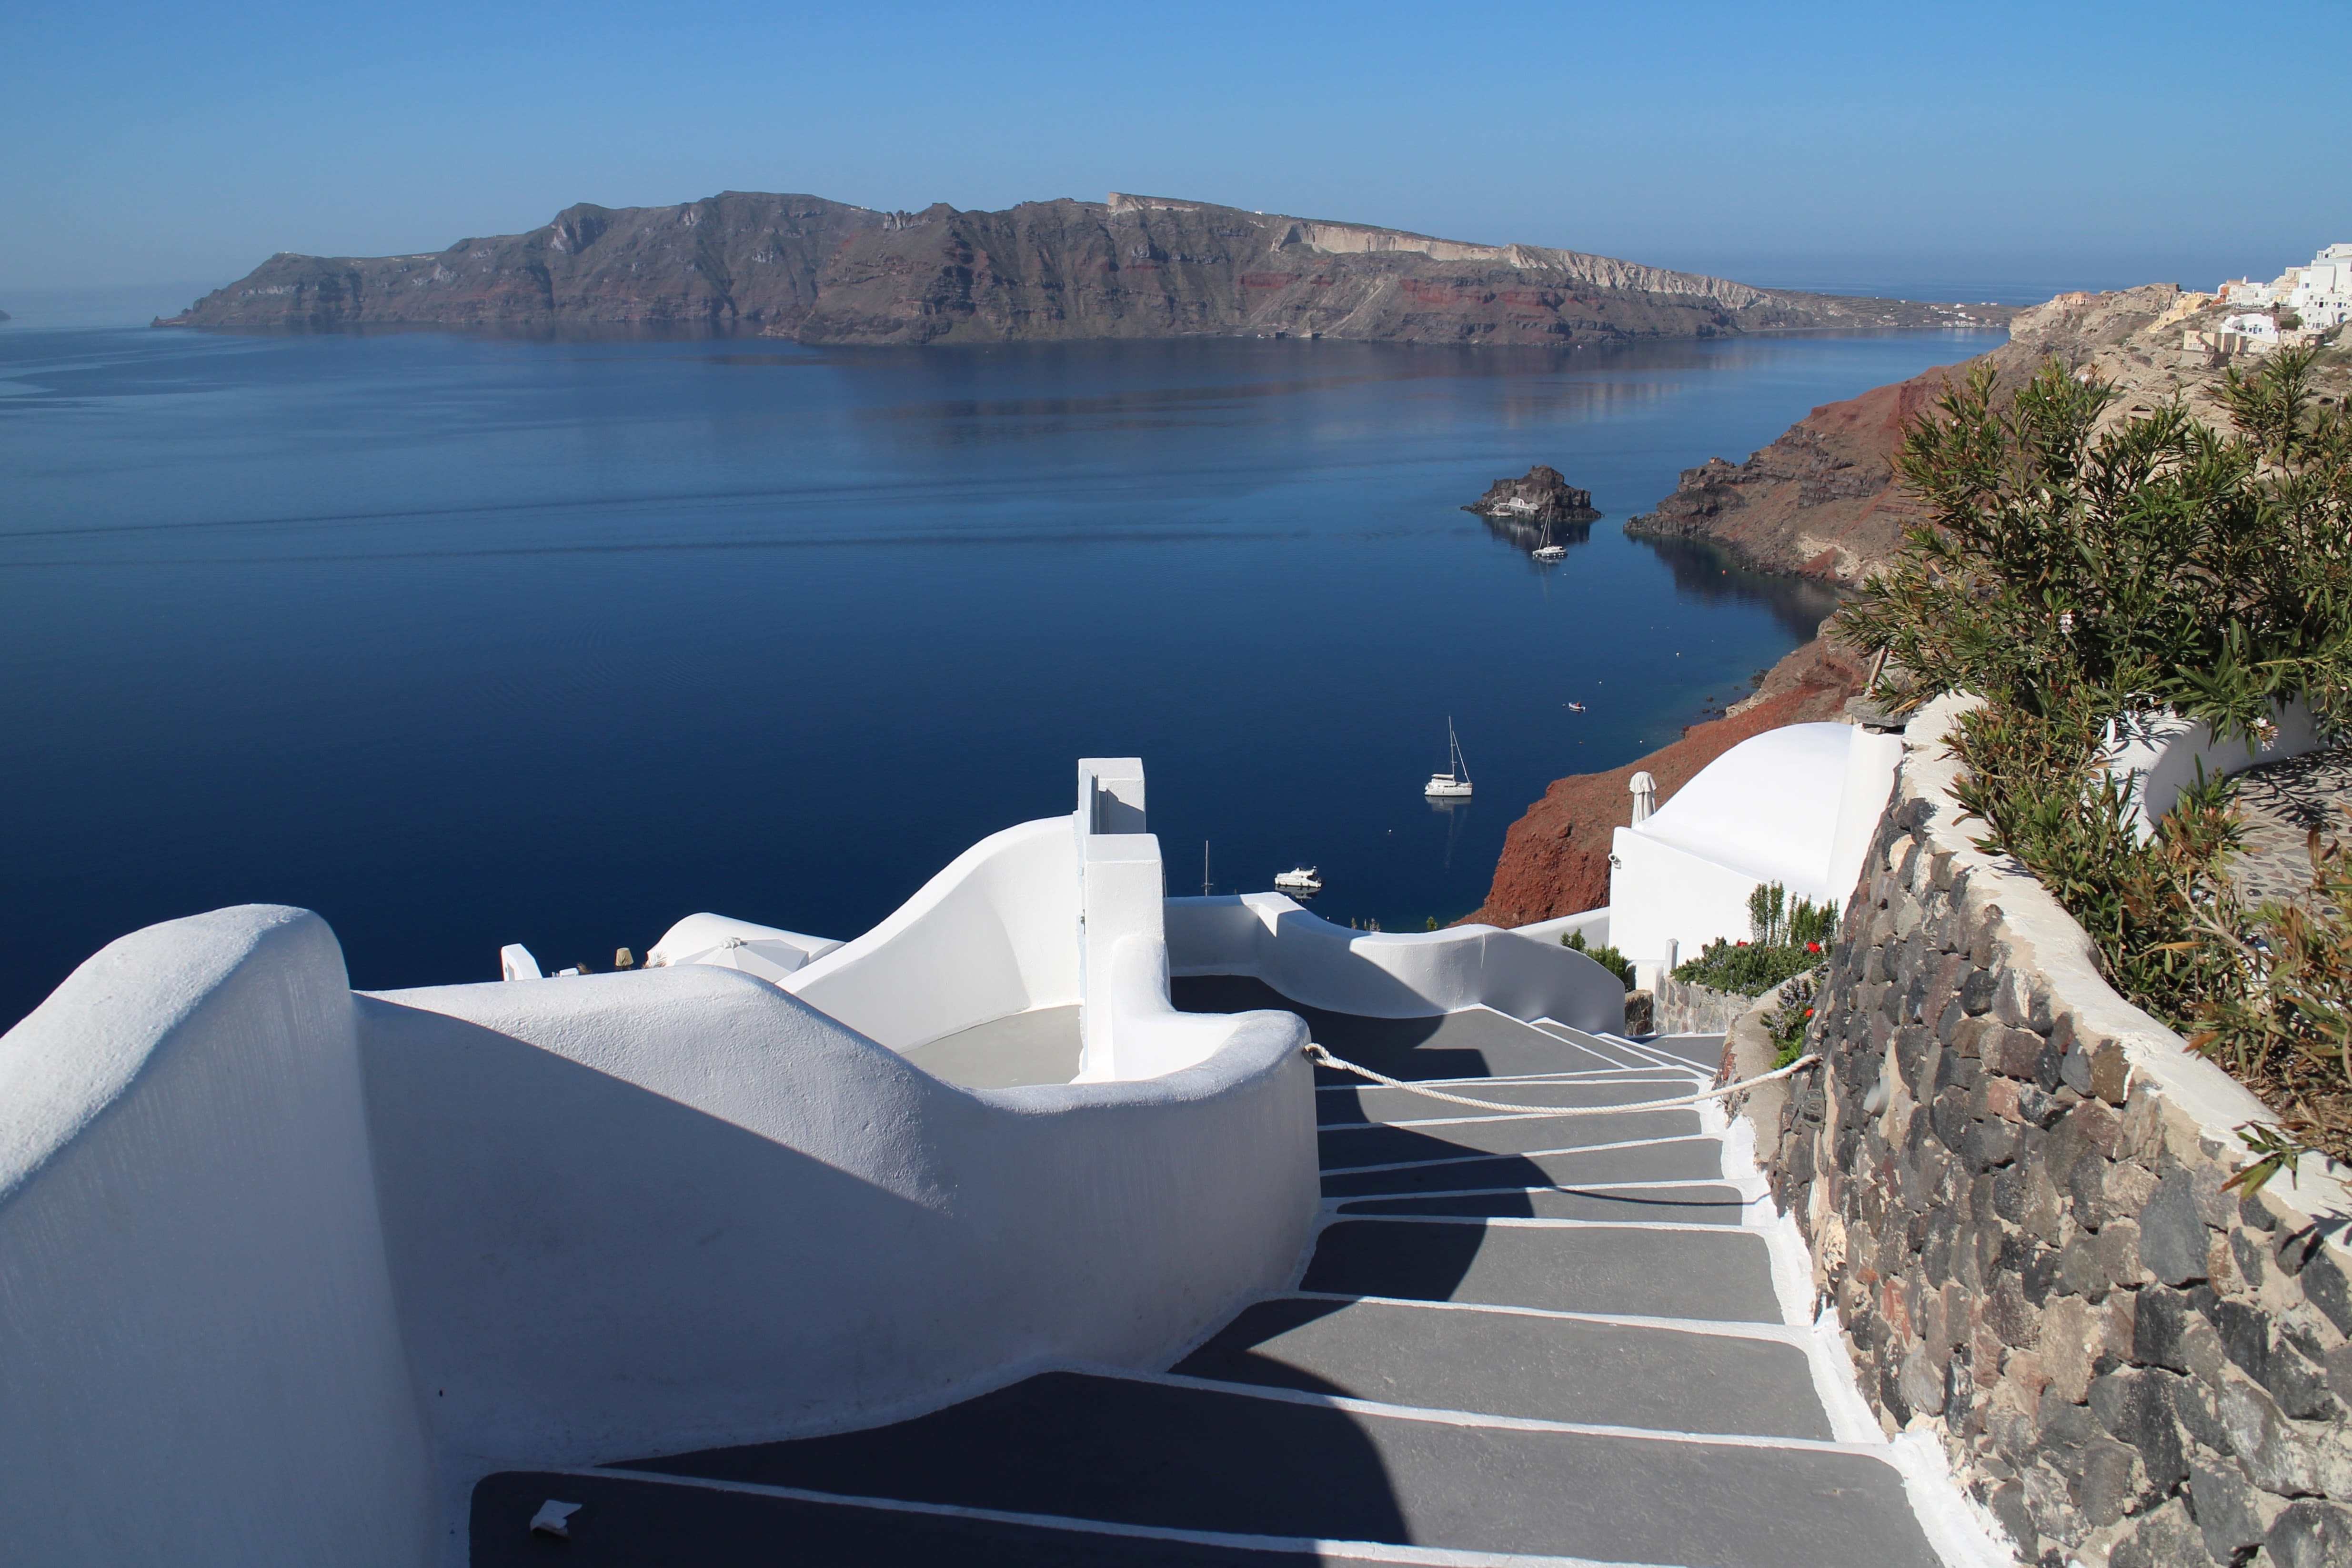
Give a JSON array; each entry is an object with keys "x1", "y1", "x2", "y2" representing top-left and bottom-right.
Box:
[{"x1": 0, "y1": 324, "x2": 1999, "y2": 1025}]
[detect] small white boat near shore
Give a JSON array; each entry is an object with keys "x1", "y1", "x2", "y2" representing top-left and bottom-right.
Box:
[{"x1": 1531, "y1": 543, "x2": 1567, "y2": 561}]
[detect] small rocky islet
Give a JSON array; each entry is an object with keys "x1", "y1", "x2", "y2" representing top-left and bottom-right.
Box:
[{"x1": 1463, "y1": 464, "x2": 1601, "y2": 524}]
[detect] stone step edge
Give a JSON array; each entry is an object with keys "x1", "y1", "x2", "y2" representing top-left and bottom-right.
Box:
[
  {"x1": 558, "y1": 1463, "x2": 1704, "y2": 1568},
  {"x1": 993, "y1": 1362, "x2": 1900, "y2": 1458}
]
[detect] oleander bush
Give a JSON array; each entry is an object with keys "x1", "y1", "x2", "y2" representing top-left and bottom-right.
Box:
[
  {"x1": 2193, "y1": 834, "x2": 2352, "y2": 1182},
  {"x1": 1836, "y1": 346, "x2": 2352, "y2": 1174}
]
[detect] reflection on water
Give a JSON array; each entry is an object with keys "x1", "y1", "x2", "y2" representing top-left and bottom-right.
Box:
[
  {"x1": 1426, "y1": 796, "x2": 1471, "y2": 873},
  {"x1": 1478, "y1": 513, "x2": 1597, "y2": 558},
  {"x1": 1636, "y1": 535, "x2": 1847, "y2": 643}
]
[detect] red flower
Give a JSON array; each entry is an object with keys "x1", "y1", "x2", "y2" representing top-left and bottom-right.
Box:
[
  {"x1": 1736, "y1": 940, "x2": 1749, "y2": 947},
  {"x1": 1806, "y1": 942, "x2": 1822, "y2": 953}
]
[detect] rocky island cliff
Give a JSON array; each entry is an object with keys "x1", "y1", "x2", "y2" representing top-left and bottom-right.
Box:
[
  {"x1": 159, "y1": 190, "x2": 2008, "y2": 345},
  {"x1": 1620, "y1": 283, "x2": 2320, "y2": 583}
]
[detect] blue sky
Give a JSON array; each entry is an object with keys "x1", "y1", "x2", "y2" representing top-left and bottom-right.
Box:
[{"x1": 4, "y1": 0, "x2": 2342, "y2": 304}]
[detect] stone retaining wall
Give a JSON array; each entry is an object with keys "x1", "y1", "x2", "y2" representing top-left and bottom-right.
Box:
[
  {"x1": 1657, "y1": 973, "x2": 1758, "y2": 1035},
  {"x1": 1756, "y1": 695, "x2": 2352, "y2": 1568}
]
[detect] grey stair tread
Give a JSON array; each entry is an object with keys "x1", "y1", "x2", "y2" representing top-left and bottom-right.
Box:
[
  {"x1": 471, "y1": 1468, "x2": 1320, "y2": 1567},
  {"x1": 1176, "y1": 1296, "x2": 1833, "y2": 1439},
  {"x1": 1173, "y1": 975, "x2": 1604, "y2": 1079},
  {"x1": 1300, "y1": 1218, "x2": 1783, "y2": 1323},
  {"x1": 1323, "y1": 1138, "x2": 1726, "y2": 1197},
  {"x1": 624, "y1": 1370, "x2": 1939, "y2": 1568},
  {"x1": 1524, "y1": 1021, "x2": 1658, "y2": 1069},
  {"x1": 1633, "y1": 1033, "x2": 1731, "y2": 1070},
  {"x1": 1337, "y1": 1183, "x2": 1749, "y2": 1224},
  {"x1": 1319, "y1": 1077, "x2": 1699, "y2": 1126},
  {"x1": 1319, "y1": 1109, "x2": 1701, "y2": 1166}
]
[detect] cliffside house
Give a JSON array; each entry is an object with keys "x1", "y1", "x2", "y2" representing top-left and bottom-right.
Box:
[{"x1": 2289, "y1": 241, "x2": 2352, "y2": 329}]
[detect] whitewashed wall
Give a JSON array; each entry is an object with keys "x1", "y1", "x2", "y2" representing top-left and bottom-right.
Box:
[
  {"x1": 1609, "y1": 723, "x2": 1903, "y2": 976},
  {"x1": 783, "y1": 815, "x2": 1081, "y2": 1049},
  {"x1": 359, "y1": 965, "x2": 1314, "y2": 1470},
  {"x1": 0, "y1": 907, "x2": 436, "y2": 1568},
  {"x1": 2105, "y1": 696, "x2": 2324, "y2": 838},
  {"x1": 1166, "y1": 893, "x2": 1627, "y2": 1032}
]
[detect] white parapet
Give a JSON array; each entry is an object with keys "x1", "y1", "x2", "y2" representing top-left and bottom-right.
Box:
[
  {"x1": 782, "y1": 816, "x2": 1083, "y2": 1051},
  {"x1": 2103, "y1": 697, "x2": 2322, "y2": 841},
  {"x1": 1165, "y1": 892, "x2": 1628, "y2": 1032},
  {"x1": 0, "y1": 758, "x2": 1317, "y2": 1564},
  {"x1": 359, "y1": 961, "x2": 1312, "y2": 1477},
  {"x1": 0, "y1": 908, "x2": 438, "y2": 1567}
]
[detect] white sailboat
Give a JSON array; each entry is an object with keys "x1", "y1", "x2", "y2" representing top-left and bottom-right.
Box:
[{"x1": 1424, "y1": 718, "x2": 1474, "y2": 799}]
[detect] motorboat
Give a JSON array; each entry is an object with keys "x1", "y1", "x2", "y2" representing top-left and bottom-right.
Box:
[
  {"x1": 1531, "y1": 543, "x2": 1567, "y2": 561},
  {"x1": 1424, "y1": 718, "x2": 1474, "y2": 799},
  {"x1": 1273, "y1": 866, "x2": 1323, "y2": 894}
]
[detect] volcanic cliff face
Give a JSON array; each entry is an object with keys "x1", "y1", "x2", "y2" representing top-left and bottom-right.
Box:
[
  {"x1": 160, "y1": 190, "x2": 2005, "y2": 345},
  {"x1": 158, "y1": 194, "x2": 882, "y2": 332},
  {"x1": 1620, "y1": 283, "x2": 2265, "y2": 583},
  {"x1": 1461, "y1": 628, "x2": 1870, "y2": 928}
]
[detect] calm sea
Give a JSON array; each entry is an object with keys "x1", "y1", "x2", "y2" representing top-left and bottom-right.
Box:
[{"x1": 0, "y1": 324, "x2": 1998, "y2": 1025}]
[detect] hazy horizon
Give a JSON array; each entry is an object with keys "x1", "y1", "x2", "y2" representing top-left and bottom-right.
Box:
[{"x1": 4, "y1": 0, "x2": 2340, "y2": 305}]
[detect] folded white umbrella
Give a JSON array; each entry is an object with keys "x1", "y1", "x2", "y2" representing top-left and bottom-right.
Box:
[{"x1": 671, "y1": 935, "x2": 805, "y2": 984}]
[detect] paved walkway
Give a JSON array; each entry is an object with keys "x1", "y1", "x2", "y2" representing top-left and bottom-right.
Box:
[
  {"x1": 2226, "y1": 747, "x2": 2352, "y2": 909},
  {"x1": 469, "y1": 978, "x2": 1959, "y2": 1567}
]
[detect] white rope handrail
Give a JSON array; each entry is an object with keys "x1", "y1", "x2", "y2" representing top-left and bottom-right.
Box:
[{"x1": 1303, "y1": 1041, "x2": 1821, "y2": 1116}]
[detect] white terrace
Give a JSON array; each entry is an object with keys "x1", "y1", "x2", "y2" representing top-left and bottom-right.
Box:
[{"x1": 1, "y1": 756, "x2": 2003, "y2": 1567}]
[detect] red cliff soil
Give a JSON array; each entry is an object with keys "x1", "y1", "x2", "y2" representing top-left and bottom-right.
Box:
[
  {"x1": 1461, "y1": 631, "x2": 1869, "y2": 928},
  {"x1": 1620, "y1": 284, "x2": 2243, "y2": 585},
  {"x1": 1619, "y1": 369, "x2": 1953, "y2": 584}
]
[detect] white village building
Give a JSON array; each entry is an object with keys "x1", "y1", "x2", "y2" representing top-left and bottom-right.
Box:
[
  {"x1": 2221, "y1": 310, "x2": 2283, "y2": 346},
  {"x1": 2289, "y1": 242, "x2": 2352, "y2": 329}
]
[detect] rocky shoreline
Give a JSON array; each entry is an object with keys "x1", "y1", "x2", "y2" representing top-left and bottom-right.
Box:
[{"x1": 1621, "y1": 284, "x2": 2340, "y2": 586}]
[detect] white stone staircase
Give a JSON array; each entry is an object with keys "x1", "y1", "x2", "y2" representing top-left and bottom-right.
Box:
[{"x1": 467, "y1": 981, "x2": 1990, "y2": 1567}]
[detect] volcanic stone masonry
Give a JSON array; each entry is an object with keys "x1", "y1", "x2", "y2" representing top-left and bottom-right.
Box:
[{"x1": 1745, "y1": 698, "x2": 2352, "y2": 1568}]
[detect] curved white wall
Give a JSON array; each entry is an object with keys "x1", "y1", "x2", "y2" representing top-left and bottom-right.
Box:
[
  {"x1": 1608, "y1": 722, "x2": 1904, "y2": 972},
  {"x1": 1165, "y1": 893, "x2": 1628, "y2": 1033},
  {"x1": 0, "y1": 901, "x2": 1314, "y2": 1560},
  {"x1": 359, "y1": 965, "x2": 1314, "y2": 1467},
  {"x1": 784, "y1": 815, "x2": 1081, "y2": 1049},
  {"x1": 0, "y1": 907, "x2": 436, "y2": 1568},
  {"x1": 2106, "y1": 697, "x2": 2323, "y2": 839}
]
